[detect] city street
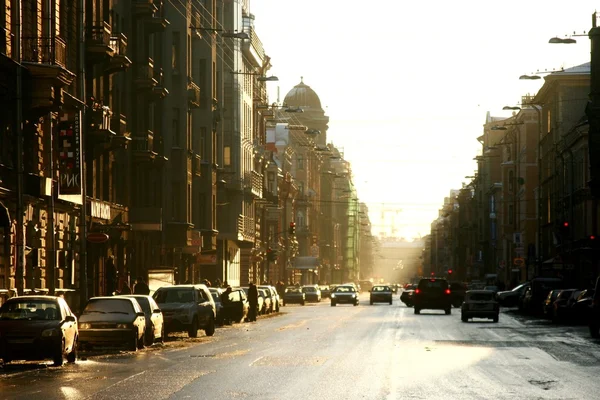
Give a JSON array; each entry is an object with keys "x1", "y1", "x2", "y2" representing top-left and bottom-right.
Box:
[{"x1": 1, "y1": 292, "x2": 600, "y2": 400}]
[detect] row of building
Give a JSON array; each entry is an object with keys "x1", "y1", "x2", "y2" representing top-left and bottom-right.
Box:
[
  {"x1": 0, "y1": 0, "x2": 374, "y2": 310},
  {"x1": 422, "y1": 62, "x2": 600, "y2": 290}
]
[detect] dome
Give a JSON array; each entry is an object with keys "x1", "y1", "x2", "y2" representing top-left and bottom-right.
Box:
[{"x1": 283, "y1": 77, "x2": 322, "y2": 109}]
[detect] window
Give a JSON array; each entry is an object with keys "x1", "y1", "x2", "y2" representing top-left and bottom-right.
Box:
[
  {"x1": 508, "y1": 205, "x2": 514, "y2": 225},
  {"x1": 297, "y1": 155, "x2": 304, "y2": 169},
  {"x1": 172, "y1": 32, "x2": 180, "y2": 71},
  {"x1": 224, "y1": 146, "x2": 231, "y2": 166},
  {"x1": 508, "y1": 170, "x2": 514, "y2": 192},
  {"x1": 172, "y1": 108, "x2": 180, "y2": 147}
]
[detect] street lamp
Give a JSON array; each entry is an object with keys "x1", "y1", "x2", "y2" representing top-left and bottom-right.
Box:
[{"x1": 230, "y1": 71, "x2": 279, "y2": 81}]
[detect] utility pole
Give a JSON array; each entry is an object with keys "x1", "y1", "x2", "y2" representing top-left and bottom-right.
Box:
[
  {"x1": 14, "y1": 0, "x2": 26, "y2": 295},
  {"x1": 78, "y1": 0, "x2": 88, "y2": 305}
]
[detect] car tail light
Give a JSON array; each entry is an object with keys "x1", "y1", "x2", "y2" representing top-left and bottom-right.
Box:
[
  {"x1": 415, "y1": 289, "x2": 420, "y2": 294},
  {"x1": 445, "y1": 289, "x2": 451, "y2": 295}
]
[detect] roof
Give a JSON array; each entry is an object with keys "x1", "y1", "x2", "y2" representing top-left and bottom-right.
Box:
[{"x1": 283, "y1": 77, "x2": 322, "y2": 109}]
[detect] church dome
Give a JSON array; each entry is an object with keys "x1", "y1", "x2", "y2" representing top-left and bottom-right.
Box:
[{"x1": 283, "y1": 78, "x2": 322, "y2": 109}]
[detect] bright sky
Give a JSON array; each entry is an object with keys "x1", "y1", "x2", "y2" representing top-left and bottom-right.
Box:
[{"x1": 251, "y1": 0, "x2": 593, "y2": 240}]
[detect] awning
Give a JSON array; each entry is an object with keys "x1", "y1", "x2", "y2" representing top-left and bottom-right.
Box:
[
  {"x1": 0, "y1": 201, "x2": 10, "y2": 227},
  {"x1": 288, "y1": 256, "x2": 320, "y2": 270}
]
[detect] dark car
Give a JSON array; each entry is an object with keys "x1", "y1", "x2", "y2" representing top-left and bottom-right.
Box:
[
  {"x1": 400, "y1": 284, "x2": 417, "y2": 307},
  {"x1": 120, "y1": 295, "x2": 164, "y2": 346},
  {"x1": 320, "y1": 286, "x2": 332, "y2": 299},
  {"x1": 589, "y1": 277, "x2": 600, "y2": 338},
  {"x1": 412, "y1": 278, "x2": 452, "y2": 315},
  {"x1": 79, "y1": 296, "x2": 146, "y2": 351},
  {"x1": 520, "y1": 278, "x2": 564, "y2": 315},
  {"x1": 461, "y1": 290, "x2": 499, "y2": 322},
  {"x1": 302, "y1": 285, "x2": 322, "y2": 302},
  {"x1": 497, "y1": 282, "x2": 530, "y2": 308},
  {"x1": 282, "y1": 286, "x2": 305, "y2": 306},
  {"x1": 571, "y1": 289, "x2": 595, "y2": 322},
  {"x1": 330, "y1": 285, "x2": 359, "y2": 306},
  {"x1": 153, "y1": 284, "x2": 216, "y2": 337},
  {"x1": 542, "y1": 289, "x2": 562, "y2": 319},
  {"x1": 551, "y1": 289, "x2": 579, "y2": 322},
  {"x1": 0, "y1": 296, "x2": 78, "y2": 366},
  {"x1": 370, "y1": 285, "x2": 393, "y2": 305}
]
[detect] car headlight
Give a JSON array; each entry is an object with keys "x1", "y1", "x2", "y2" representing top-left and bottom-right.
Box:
[
  {"x1": 331, "y1": 294, "x2": 336, "y2": 298},
  {"x1": 42, "y1": 328, "x2": 60, "y2": 337},
  {"x1": 352, "y1": 294, "x2": 357, "y2": 298},
  {"x1": 79, "y1": 323, "x2": 91, "y2": 330},
  {"x1": 116, "y1": 324, "x2": 130, "y2": 329}
]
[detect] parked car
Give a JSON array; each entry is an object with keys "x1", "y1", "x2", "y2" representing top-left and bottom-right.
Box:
[
  {"x1": 79, "y1": 296, "x2": 146, "y2": 351},
  {"x1": 589, "y1": 277, "x2": 600, "y2": 338},
  {"x1": 520, "y1": 277, "x2": 564, "y2": 315},
  {"x1": 258, "y1": 288, "x2": 271, "y2": 314},
  {"x1": 0, "y1": 295, "x2": 78, "y2": 366},
  {"x1": 209, "y1": 288, "x2": 225, "y2": 325},
  {"x1": 302, "y1": 285, "x2": 322, "y2": 302},
  {"x1": 400, "y1": 284, "x2": 417, "y2": 307},
  {"x1": 282, "y1": 286, "x2": 305, "y2": 306},
  {"x1": 370, "y1": 285, "x2": 393, "y2": 305},
  {"x1": 330, "y1": 285, "x2": 359, "y2": 306},
  {"x1": 497, "y1": 282, "x2": 530, "y2": 308},
  {"x1": 413, "y1": 277, "x2": 452, "y2": 315},
  {"x1": 241, "y1": 287, "x2": 265, "y2": 314},
  {"x1": 220, "y1": 288, "x2": 249, "y2": 323},
  {"x1": 153, "y1": 284, "x2": 216, "y2": 337},
  {"x1": 258, "y1": 285, "x2": 280, "y2": 312},
  {"x1": 543, "y1": 289, "x2": 562, "y2": 319},
  {"x1": 551, "y1": 289, "x2": 579, "y2": 322},
  {"x1": 120, "y1": 294, "x2": 164, "y2": 346},
  {"x1": 570, "y1": 289, "x2": 595, "y2": 322},
  {"x1": 449, "y1": 282, "x2": 467, "y2": 308},
  {"x1": 461, "y1": 290, "x2": 499, "y2": 322}
]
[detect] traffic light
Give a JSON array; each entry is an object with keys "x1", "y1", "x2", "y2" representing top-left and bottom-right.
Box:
[
  {"x1": 448, "y1": 269, "x2": 453, "y2": 275},
  {"x1": 288, "y1": 222, "x2": 296, "y2": 235},
  {"x1": 558, "y1": 221, "x2": 571, "y2": 242},
  {"x1": 267, "y1": 248, "x2": 277, "y2": 262}
]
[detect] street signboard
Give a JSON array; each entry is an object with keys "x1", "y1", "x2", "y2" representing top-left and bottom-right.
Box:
[{"x1": 86, "y1": 232, "x2": 109, "y2": 243}]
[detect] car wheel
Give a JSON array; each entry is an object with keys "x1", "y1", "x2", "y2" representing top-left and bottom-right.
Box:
[
  {"x1": 331, "y1": 302, "x2": 336, "y2": 307},
  {"x1": 353, "y1": 302, "x2": 358, "y2": 306},
  {"x1": 590, "y1": 323, "x2": 600, "y2": 338},
  {"x1": 137, "y1": 330, "x2": 145, "y2": 349},
  {"x1": 66, "y1": 338, "x2": 77, "y2": 363},
  {"x1": 159, "y1": 325, "x2": 165, "y2": 343},
  {"x1": 493, "y1": 316, "x2": 499, "y2": 323},
  {"x1": 188, "y1": 317, "x2": 199, "y2": 338},
  {"x1": 205, "y1": 316, "x2": 215, "y2": 337},
  {"x1": 445, "y1": 308, "x2": 451, "y2": 315},
  {"x1": 389, "y1": 300, "x2": 392, "y2": 305},
  {"x1": 414, "y1": 308, "x2": 420, "y2": 315},
  {"x1": 53, "y1": 340, "x2": 65, "y2": 366},
  {"x1": 301, "y1": 301, "x2": 305, "y2": 306},
  {"x1": 461, "y1": 315, "x2": 468, "y2": 322}
]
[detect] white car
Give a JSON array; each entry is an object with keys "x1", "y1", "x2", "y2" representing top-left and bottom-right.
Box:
[{"x1": 461, "y1": 290, "x2": 499, "y2": 323}]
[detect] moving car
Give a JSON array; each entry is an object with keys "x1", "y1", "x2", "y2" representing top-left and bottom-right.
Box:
[
  {"x1": 120, "y1": 294, "x2": 164, "y2": 345},
  {"x1": 282, "y1": 286, "x2": 305, "y2": 306},
  {"x1": 0, "y1": 296, "x2": 78, "y2": 366},
  {"x1": 331, "y1": 285, "x2": 359, "y2": 307},
  {"x1": 320, "y1": 286, "x2": 332, "y2": 299},
  {"x1": 302, "y1": 285, "x2": 322, "y2": 302},
  {"x1": 412, "y1": 277, "x2": 452, "y2": 315},
  {"x1": 461, "y1": 290, "x2": 499, "y2": 322},
  {"x1": 400, "y1": 284, "x2": 417, "y2": 307},
  {"x1": 79, "y1": 296, "x2": 146, "y2": 351},
  {"x1": 449, "y1": 282, "x2": 467, "y2": 308},
  {"x1": 153, "y1": 284, "x2": 216, "y2": 337},
  {"x1": 370, "y1": 285, "x2": 393, "y2": 305}
]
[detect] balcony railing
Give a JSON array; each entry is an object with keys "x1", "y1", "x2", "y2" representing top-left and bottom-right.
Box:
[
  {"x1": 88, "y1": 105, "x2": 113, "y2": 134},
  {"x1": 87, "y1": 22, "x2": 113, "y2": 49},
  {"x1": 110, "y1": 113, "x2": 127, "y2": 136},
  {"x1": 135, "y1": 58, "x2": 158, "y2": 89},
  {"x1": 110, "y1": 33, "x2": 127, "y2": 57},
  {"x1": 244, "y1": 171, "x2": 263, "y2": 197},
  {"x1": 188, "y1": 79, "x2": 201, "y2": 108},
  {"x1": 22, "y1": 36, "x2": 67, "y2": 67}
]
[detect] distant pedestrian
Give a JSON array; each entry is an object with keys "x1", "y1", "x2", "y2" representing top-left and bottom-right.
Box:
[
  {"x1": 120, "y1": 282, "x2": 132, "y2": 295},
  {"x1": 133, "y1": 276, "x2": 150, "y2": 295},
  {"x1": 248, "y1": 282, "x2": 259, "y2": 322},
  {"x1": 220, "y1": 286, "x2": 233, "y2": 324}
]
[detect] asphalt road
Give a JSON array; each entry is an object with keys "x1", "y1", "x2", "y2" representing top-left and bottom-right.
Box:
[{"x1": 2, "y1": 292, "x2": 600, "y2": 400}]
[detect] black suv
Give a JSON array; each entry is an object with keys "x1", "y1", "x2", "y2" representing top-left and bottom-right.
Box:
[
  {"x1": 413, "y1": 278, "x2": 452, "y2": 315},
  {"x1": 589, "y1": 277, "x2": 600, "y2": 338}
]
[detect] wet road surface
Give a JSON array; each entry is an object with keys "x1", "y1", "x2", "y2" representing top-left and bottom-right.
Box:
[{"x1": 1, "y1": 293, "x2": 600, "y2": 399}]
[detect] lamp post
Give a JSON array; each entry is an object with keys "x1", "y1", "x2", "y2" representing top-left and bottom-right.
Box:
[{"x1": 230, "y1": 71, "x2": 279, "y2": 82}]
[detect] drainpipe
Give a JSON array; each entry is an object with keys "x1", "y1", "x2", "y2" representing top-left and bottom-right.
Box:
[
  {"x1": 15, "y1": 0, "x2": 25, "y2": 295},
  {"x1": 78, "y1": 0, "x2": 88, "y2": 305}
]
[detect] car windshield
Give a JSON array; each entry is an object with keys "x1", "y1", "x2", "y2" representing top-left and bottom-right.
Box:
[
  {"x1": 84, "y1": 299, "x2": 134, "y2": 314},
  {"x1": 372, "y1": 286, "x2": 390, "y2": 292},
  {"x1": 286, "y1": 287, "x2": 301, "y2": 293},
  {"x1": 418, "y1": 280, "x2": 448, "y2": 290},
  {"x1": 302, "y1": 287, "x2": 316, "y2": 292},
  {"x1": 334, "y1": 286, "x2": 355, "y2": 293},
  {"x1": 154, "y1": 289, "x2": 194, "y2": 304},
  {"x1": 124, "y1": 296, "x2": 150, "y2": 313},
  {"x1": 0, "y1": 299, "x2": 60, "y2": 320}
]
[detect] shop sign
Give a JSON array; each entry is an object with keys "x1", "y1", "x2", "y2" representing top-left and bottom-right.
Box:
[
  {"x1": 196, "y1": 254, "x2": 217, "y2": 264},
  {"x1": 90, "y1": 201, "x2": 111, "y2": 220},
  {"x1": 57, "y1": 111, "x2": 82, "y2": 195},
  {"x1": 87, "y1": 232, "x2": 109, "y2": 243}
]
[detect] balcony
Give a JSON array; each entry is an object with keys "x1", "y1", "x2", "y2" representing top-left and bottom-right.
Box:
[
  {"x1": 193, "y1": 154, "x2": 202, "y2": 177},
  {"x1": 144, "y1": 1, "x2": 170, "y2": 33},
  {"x1": 152, "y1": 68, "x2": 169, "y2": 99},
  {"x1": 188, "y1": 79, "x2": 201, "y2": 108},
  {"x1": 131, "y1": 133, "x2": 157, "y2": 161},
  {"x1": 244, "y1": 171, "x2": 263, "y2": 198},
  {"x1": 133, "y1": 0, "x2": 159, "y2": 15},
  {"x1": 87, "y1": 104, "x2": 115, "y2": 143},
  {"x1": 134, "y1": 58, "x2": 158, "y2": 90},
  {"x1": 105, "y1": 33, "x2": 131, "y2": 74},
  {"x1": 237, "y1": 214, "x2": 255, "y2": 242},
  {"x1": 109, "y1": 113, "x2": 131, "y2": 149},
  {"x1": 165, "y1": 221, "x2": 193, "y2": 247},
  {"x1": 129, "y1": 206, "x2": 162, "y2": 231},
  {"x1": 21, "y1": 36, "x2": 75, "y2": 111},
  {"x1": 85, "y1": 22, "x2": 115, "y2": 62}
]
